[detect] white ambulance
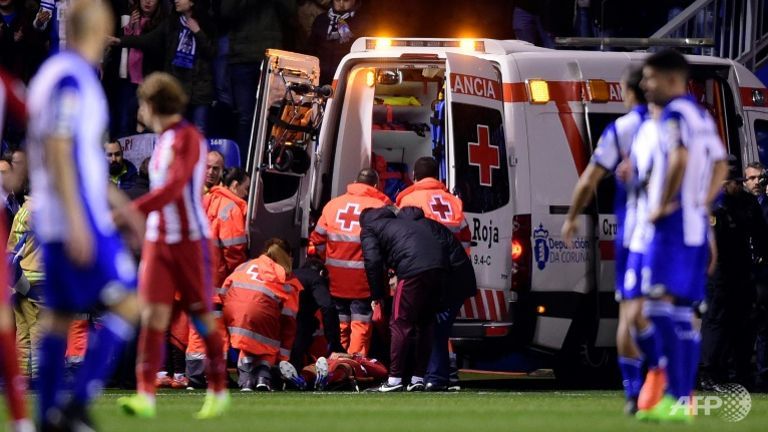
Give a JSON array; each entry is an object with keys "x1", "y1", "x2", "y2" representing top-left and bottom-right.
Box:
[{"x1": 245, "y1": 38, "x2": 768, "y2": 384}]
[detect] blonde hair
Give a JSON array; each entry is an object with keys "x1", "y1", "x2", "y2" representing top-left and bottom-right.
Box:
[{"x1": 263, "y1": 238, "x2": 292, "y2": 274}]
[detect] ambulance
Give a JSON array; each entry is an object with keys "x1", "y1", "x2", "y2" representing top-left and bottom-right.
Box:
[{"x1": 244, "y1": 38, "x2": 768, "y2": 383}]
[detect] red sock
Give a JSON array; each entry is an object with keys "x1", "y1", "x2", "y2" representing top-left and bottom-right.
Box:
[
  {"x1": 203, "y1": 331, "x2": 227, "y2": 392},
  {"x1": 0, "y1": 329, "x2": 27, "y2": 421},
  {"x1": 136, "y1": 327, "x2": 165, "y2": 395}
]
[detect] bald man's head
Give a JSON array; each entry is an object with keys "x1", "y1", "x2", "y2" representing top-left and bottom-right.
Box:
[
  {"x1": 67, "y1": 0, "x2": 113, "y2": 62},
  {"x1": 356, "y1": 168, "x2": 379, "y2": 187}
]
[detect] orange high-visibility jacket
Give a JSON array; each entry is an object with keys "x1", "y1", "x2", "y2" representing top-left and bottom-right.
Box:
[
  {"x1": 222, "y1": 255, "x2": 303, "y2": 364},
  {"x1": 204, "y1": 186, "x2": 248, "y2": 303},
  {"x1": 309, "y1": 183, "x2": 391, "y2": 299},
  {"x1": 396, "y1": 178, "x2": 472, "y2": 252}
]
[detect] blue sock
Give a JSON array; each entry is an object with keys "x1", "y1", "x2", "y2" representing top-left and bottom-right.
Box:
[
  {"x1": 618, "y1": 356, "x2": 644, "y2": 399},
  {"x1": 644, "y1": 300, "x2": 678, "y2": 397},
  {"x1": 72, "y1": 313, "x2": 135, "y2": 405},
  {"x1": 635, "y1": 323, "x2": 662, "y2": 370},
  {"x1": 37, "y1": 332, "x2": 67, "y2": 423},
  {"x1": 673, "y1": 306, "x2": 697, "y2": 399}
]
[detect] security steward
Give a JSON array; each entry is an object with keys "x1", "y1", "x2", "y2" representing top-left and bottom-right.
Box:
[
  {"x1": 309, "y1": 169, "x2": 391, "y2": 356},
  {"x1": 701, "y1": 158, "x2": 768, "y2": 389}
]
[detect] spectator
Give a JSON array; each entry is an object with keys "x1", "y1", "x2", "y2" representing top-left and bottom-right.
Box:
[
  {"x1": 290, "y1": 257, "x2": 345, "y2": 368},
  {"x1": 512, "y1": 0, "x2": 554, "y2": 48},
  {"x1": 221, "y1": 238, "x2": 302, "y2": 391},
  {"x1": 701, "y1": 159, "x2": 768, "y2": 390},
  {"x1": 105, "y1": 140, "x2": 138, "y2": 191},
  {"x1": 745, "y1": 161, "x2": 768, "y2": 391},
  {"x1": 360, "y1": 206, "x2": 446, "y2": 392},
  {"x1": 185, "y1": 166, "x2": 249, "y2": 387},
  {"x1": 744, "y1": 162, "x2": 768, "y2": 220},
  {"x1": 204, "y1": 150, "x2": 224, "y2": 192},
  {"x1": 307, "y1": 0, "x2": 368, "y2": 85},
  {"x1": 7, "y1": 149, "x2": 43, "y2": 378},
  {"x1": 112, "y1": 0, "x2": 167, "y2": 138},
  {"x1": 220, "y1": 0, "x2": 297, "y2": 159},
  {"x1": 115, "y1": 0, "x2": 217, "y2": 134},
  {"x1": 574, "y1": 0, "x2": 594, "y2": 37},
  {"x1": 0, "y1": 154, "x2": 20, "y2": 227},
  {"x1": 124, "y1": 156, "x2": 151, "y2": 200},
  {"x1": 0, "y1": 0, "x2": 47, "y2": 83}
]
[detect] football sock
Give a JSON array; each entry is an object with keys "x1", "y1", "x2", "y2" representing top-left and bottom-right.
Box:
[
  {"x1": 136, "y1": 327, "x2": 165, "y2": 396},
  {"x1": 0, "y1": 329, "x2": 27, "y2": 421},
  {"x1": 411, "y1": 376, "x2": 424, "y2": 385},
  {"x1": 645, "y1": 300, "x2": 679, "y2": 399},
  {"x1": 635, "y1": 323, "x2": 662, "y2": 370},
  {"x1": 72, "y1": 313, "x2": 134, "y2": 405},
  {"x1": 37, "y1": 331, "x2": 67, "y2": 423},
  {"x1": 387, "y1": 377, "x2": 402, "y2": 386},
  {"x1": 618, "y1": 356, "x2": 643, "y2": 399},
  {"x1": 673, "y1": 306, "x2": 698, "y2": 399},
  {"x1": 204, "y1": 331, "x2": 227, "y2": 392}
]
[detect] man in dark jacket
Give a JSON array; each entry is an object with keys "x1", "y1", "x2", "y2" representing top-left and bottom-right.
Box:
[
  {"x1": 220, "y1": 0, "x2": 296, "y2": 157},
  {"x1": 290, "y1": 258, "x2": 345, "y2": 368},
  {"x1": 360, "y1": 206, "x2": 445, "y2": 392},
  {"x1": 397, "y1": 206, "x2": 476, "y2": 391}
]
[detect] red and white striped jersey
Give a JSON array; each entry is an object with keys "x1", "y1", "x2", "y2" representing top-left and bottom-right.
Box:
[
  {"x1": 0, "y1": 67, "x2": 27, "y2": 145},
  {"x1": 135, "y1": 120, "x2": 210, "y2": 244}
]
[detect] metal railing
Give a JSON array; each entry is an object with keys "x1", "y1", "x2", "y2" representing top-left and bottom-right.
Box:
[{"x1": 651, "y1": 0, "x2": 768, "y2": 70}]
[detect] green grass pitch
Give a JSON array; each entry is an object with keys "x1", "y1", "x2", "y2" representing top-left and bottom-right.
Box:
[{"x1": 5, "y1": 389, "x2": 766, "y2": 431}]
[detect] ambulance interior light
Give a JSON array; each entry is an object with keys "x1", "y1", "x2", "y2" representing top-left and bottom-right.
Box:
[{"x1": 527, "y1": 80, "x2": 550, "y2": 104}]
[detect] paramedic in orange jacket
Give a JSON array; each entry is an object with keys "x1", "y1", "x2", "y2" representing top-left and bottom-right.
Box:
[
  {"x1": 309, "y1": 169, "x2": 391, "y2": 356},
  {"x1": 186, "y1": 168, "x2": 251, "y2": 385},
  {"x1": 222, "y1": 238, "x2": 302, "y2": 391},
  {"x1": 395, "y1": 157, "x2": 471, "y2": 253}
]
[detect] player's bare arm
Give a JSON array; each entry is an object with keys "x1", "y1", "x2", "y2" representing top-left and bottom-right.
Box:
[{"x1": 562, "y1": 164, "x2": 607, "y2": 246}]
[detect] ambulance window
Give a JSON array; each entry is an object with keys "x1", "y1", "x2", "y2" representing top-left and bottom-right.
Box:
[
  {"x1": 756, "y1": 120, "x2": 768, "y2": 166},
  {"x1": 451, "y1": 103, "x2": 509, "y2": 213},
  {"x1": 588, "y1": 113, "x2": 622, "y2": 214}
]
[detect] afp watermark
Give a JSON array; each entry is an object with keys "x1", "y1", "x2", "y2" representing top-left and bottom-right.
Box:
[{"x1": 672, "y1": 383, "x2": 752, "y2": 422}]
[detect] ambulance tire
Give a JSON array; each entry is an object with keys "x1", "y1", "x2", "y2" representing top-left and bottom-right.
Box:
[{"x1": 552, "y1": 322, "x2": 619, "y2": 389}]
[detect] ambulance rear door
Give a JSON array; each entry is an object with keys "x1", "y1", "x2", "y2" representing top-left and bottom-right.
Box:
[
  {"x1": 444, "y1": 52, "x2": 512, "y2": 322},
  {"x1": 246, "y1": 50, "x2": 324, "y2": 257}
]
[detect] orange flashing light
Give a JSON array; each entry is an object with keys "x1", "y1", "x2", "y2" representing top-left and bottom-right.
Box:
[
  {"x1": 587, "y1": 79, "x2": 610, "y2": 103},
  {"x1": 511, "y1": 239, "x2": 524, "y2": 260}
]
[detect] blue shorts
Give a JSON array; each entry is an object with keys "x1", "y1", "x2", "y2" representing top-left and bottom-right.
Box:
[
  {"x1": 42, "y1": 232, "x2": 137, "y2": 313},
  {"x1": 642, "y1": 228, "x2": 708, "y2": 303},
  {"x1": 617, "y1": 251, "x2": 644, "y2": 302}
]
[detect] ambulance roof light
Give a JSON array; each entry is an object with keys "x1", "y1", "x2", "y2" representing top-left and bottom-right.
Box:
[
  {"x1": 363, "y1": 38, "x2": 486, "y2": 53},
  {"x1": 527, "y1": 80, "x2": 550, "y2": 104}
]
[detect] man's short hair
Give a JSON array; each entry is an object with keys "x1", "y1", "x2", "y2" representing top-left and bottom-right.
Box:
[
  {"x1": 137, "y1": 72, "x2": 189, "y2": 116},
  {"x1": 622, "y1": 65, "x2": 647, "y2": 105},
  {"x1": 413, "y1": 157, "x2": 439, "y2": 181},
  {"x1": 105, "y1": 140, "x2": 123, "y2": 150},
  {"x1": 644, "y1": 49, "x2": 690, "y2": 79},
  {"x1": 356, "y1": 168, "x2": 379, "y2": 187},
  {"x1": 746, "y1": 161, "x2": 765, "y2": 172}
]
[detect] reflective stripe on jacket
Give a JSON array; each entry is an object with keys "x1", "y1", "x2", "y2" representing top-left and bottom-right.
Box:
[{"x1": 309, "y1": 183, "x2": 390, "y2": 299}]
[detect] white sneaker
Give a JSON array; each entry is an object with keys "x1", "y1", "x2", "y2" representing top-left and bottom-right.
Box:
[
  {"x1": 279, "y1": 360, "x2": 307, "y2": 390},
  {"x1": 315, "y1": 357, "x2": 329, "y2": 390}
]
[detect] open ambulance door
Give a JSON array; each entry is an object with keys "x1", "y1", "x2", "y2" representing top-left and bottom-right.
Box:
[
  {"x1": 444, "y1": 52, "x2": 512, "y2": 323},
  {"x1": 246, "y1": 49, "x2": 328, "y2": 258}
]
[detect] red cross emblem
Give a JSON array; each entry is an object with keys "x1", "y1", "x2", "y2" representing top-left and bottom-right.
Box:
[
  {"x1": 468, "y1": 124, "x2": 500, "y2": 187},
  {"x1": 429, "y1": 195, "x2": 453, "y2": 222},
  {"x1": 336, "y1": 203, "x2": 362, "y2": 231}
]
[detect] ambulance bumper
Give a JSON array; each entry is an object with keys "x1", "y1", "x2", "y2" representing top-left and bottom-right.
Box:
[{"x1": 450, "y1": 321, "x2": 514, "y2": 340}]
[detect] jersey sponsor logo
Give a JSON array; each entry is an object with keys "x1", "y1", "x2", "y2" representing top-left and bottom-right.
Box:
[
  {"x1": 429, "y1": 195, "x2": 453, "y2": 222},
  {"x1": 468, "y1": 124, "x2": 501, "y2": 187},
  {"x1": 450, "y1": 73, "x2": 502, "y2": 101},
  {"x1": 336, "y1": 203, "x2": 362, "y2": 232}
]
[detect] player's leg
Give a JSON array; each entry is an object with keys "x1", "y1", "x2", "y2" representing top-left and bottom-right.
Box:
[
  {"x1": 36, "y1": 310, "x2": 73, "y2": 427},
  {"x1": 631, "y1": 298, "x2": 665, "y2": 411},
  {"x1": 0, "y1": 298, "x2": 34, "y2": 431},
  {"x1": 616, "y1": 300, "x2": 643, "y2": 413}
]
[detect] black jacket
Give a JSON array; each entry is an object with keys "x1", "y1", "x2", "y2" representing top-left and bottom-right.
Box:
[
  {"x1": 220, "y1": 0, "x2": 296, "y2": 65},
  {"x1": 712, "y1": 189, "x2": 768, "y2": 285},
  {"x1": 120, "y1": 14, "x2": 216, "y2": 105},
  {"x1": 306, "y1": 9, "x2": 370, "y2": 85},
  {"x1": 360, "y1": 206, "x2": 446, "y2": 300}
]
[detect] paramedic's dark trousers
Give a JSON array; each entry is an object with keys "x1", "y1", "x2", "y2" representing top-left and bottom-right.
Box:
[
  {"x1": 291, "y1": 285, "x2": 343, "y2": 368},
  {"x1": 425, "y1": 298, "x2": 462, "y2": 386},
  {"x1": 390, "y1": 269, "x2": 442, "y2": 379}
]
